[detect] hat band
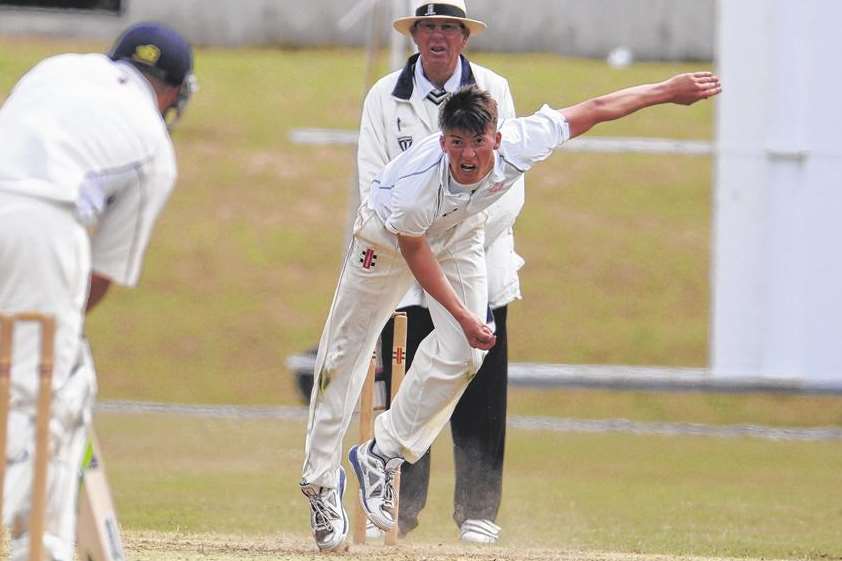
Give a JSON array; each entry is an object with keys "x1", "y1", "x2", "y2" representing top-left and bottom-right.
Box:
[{"x1": 414, "y1": 3, "x2": 467, "y2": 18}]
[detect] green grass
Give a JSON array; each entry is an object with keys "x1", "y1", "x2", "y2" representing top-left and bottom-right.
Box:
[
  {"x1": 0, "y1": 38, "x2": 718, "y2": 405},
  {"x1": 4, "y1": 38, "x2": 842, "y2": 559},
  {"x1": 509, "y1": 388, "x2": 842, "y2": 427},
  {"x1": 506, "y1": 432, "x2": 842, "y2": 558},
  {"x1": 99, "y1": 413, "x2": 842, "y2": 559}
]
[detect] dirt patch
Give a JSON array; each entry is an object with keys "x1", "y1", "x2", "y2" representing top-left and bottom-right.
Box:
[{"x1": 125, "y1": 532, "x2": 779, "y2": 561}]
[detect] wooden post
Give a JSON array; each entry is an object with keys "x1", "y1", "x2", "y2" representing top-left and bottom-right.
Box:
[
  {"x1": 353, "y1": 353, "x2": 377, "y2": 544},
  {"x1": 26, "y1": 314, "x2": 55, "y2": 561},
  {"x1": 385, "y1": 312, "x2": 406, "y2": 545}
]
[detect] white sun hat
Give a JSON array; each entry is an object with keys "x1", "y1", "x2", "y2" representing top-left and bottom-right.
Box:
[{"x1": 393, "y1": 1, "x2": 487, "y2": 37}]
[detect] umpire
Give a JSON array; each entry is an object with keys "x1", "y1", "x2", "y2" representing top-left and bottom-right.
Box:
[{"x1": 358, "y1": 0, "x2": 523, "y2": 544}]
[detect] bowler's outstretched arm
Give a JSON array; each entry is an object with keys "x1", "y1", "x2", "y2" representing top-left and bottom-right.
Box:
[{"x1": 561, "y1": 72, "x2": 721, "y2": 138}]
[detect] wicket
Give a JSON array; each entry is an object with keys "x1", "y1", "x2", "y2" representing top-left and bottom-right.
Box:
[
  {"x1": 0, "y1": 313, "x2": 56, "y2": 561},
  {"x1": 352, "y1": 311, "x2": 407, "y2": 545}
]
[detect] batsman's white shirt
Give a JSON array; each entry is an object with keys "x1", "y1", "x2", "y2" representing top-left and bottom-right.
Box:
[
  {"x1": 0, "y1": 53, "x2": 177, "y2": 288},
  {"x1": 0, "y1": 53, "x2": 175, "y2": 561},
  {"x1": 358, "y1": 55, "x2": 525, "y2": 309},
  {"x1": 302, "y1": 106, "x2": 569, "y2": 487}
]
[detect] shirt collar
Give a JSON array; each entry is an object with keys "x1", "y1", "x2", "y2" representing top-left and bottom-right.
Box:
[
  {"x1": 115, "y1": 60, "x2": 160, "y2": 110},
  {"x1": 413, "y1": 57, "x2": 462, "y2": 99},
  {"x1": 392, "y1": 53, "x2": 477, "y2": 100}
]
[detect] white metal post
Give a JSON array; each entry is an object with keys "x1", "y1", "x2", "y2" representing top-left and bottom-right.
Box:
[{"x1": 712, "y1": 0, "x2": 842, "y2": 383}]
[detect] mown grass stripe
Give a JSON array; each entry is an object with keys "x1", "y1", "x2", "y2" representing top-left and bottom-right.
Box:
[{"x1": 95, "y1": 400, "x2": 842, "y2": 442}]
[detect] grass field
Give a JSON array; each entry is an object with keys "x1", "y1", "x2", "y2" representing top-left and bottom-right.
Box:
[
  {"x1": 99, "y1": 412, "x2": 842, "y2": 560},
  {"x1": 1, "y1": 38, "x2": 716, "y2": 405},
  {"x1": 3, "y1": 38, "x2": 842, "y2": 560}
]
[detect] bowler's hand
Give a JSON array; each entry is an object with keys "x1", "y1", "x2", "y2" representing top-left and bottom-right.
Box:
[
  {"x1": 460, "y1": 314, "x2": 497, "y2": 350},
  {"x1": 664, "y1": 72, "x2": 721, "y2": 105}
]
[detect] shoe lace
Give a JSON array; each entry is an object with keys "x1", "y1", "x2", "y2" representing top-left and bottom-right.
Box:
[
  {"x1": 380, "y1": 459, "x2": 402, "y2": 513},
  {"x1": 305, "y1": 489, "x2": 339, "y2": 533}
]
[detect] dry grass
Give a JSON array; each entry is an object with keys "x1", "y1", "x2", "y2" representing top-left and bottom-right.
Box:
[
  {"x1": 95, "y1": 413, "x2": 842, "y2": 560},
  {"x1": 508, "y1": 387, "x2": 842, "y2": 427},
  {"x1": 4, "y1": 37, "x2": 840, "y2": 561},
  {"x1": 0, "y1": 37, "x2": 718, "y2": 405}
]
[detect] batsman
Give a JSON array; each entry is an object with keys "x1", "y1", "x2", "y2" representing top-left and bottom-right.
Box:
[
  {"x1": 0, "y1": 22, "x2": 196, "y2": 561},
  {"x1": 300, "y1": 70, "x2": 721, "y2": 551}
]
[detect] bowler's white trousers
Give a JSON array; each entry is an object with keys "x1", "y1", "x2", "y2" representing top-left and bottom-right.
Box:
[
  {"x1": 1, "y1": 192, "x2": 95, "y2": 561},
  {"x1": 302, "y1": 207, "x2": 489, "y2": 488}
]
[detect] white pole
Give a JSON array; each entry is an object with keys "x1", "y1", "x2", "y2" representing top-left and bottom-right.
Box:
[
  {"x1": 712, "y1": 0, "x2": 842, "y2": 382},
  {"x1": 389, "y1": 0, "x2": 410, "y2": 70}
]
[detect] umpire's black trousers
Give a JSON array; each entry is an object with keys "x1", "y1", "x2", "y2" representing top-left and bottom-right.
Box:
[{"x1": 380, "y1": 304, "x2": 508, "y2": 533}]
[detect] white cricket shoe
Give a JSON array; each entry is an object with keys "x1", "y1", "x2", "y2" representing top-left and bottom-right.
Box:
[
  {"x1": 300, "y1": 467, "x2": 349, "y2": 551},
  {"x1": 459, "y1": 519, "x2": 501, "y2": 544},
  {"x1": 348, "y1": 440, "x2": 404, "y2": 531},
  {"x1": 366, "y1": 519, "x2": 385, "y2": 539}
]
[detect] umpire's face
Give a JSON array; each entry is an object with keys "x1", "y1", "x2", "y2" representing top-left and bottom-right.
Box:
[{"x1": 411, "y1": 18, "x2": 470, "y2": 78}]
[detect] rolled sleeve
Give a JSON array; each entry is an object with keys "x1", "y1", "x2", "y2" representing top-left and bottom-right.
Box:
[
  {"x1": 384, "y1": 203, "x2": 434, "y2": 238},
  {"x1": 499, "y1": 105, "x2": 571, "y2": 172}
]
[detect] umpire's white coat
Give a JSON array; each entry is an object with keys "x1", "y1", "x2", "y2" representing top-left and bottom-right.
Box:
[{"x1": 357, "y1": 54, "x2": 525, "y2": 309}]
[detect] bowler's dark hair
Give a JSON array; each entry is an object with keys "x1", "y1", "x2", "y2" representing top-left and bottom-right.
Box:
[{"x1": 439, "y1": 85, "x2": 498, "y2": 136}]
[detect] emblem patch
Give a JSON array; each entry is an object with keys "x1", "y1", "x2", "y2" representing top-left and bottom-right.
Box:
[
  {"x1": 132, "y1": 44, "x2": 161, "y2": 66},
  {"x1": 360, "y1": 248, "x2": 378, "y2": 270},
  {"x1": 398, "y1": 136, "x2": 413, "y2": 152}
]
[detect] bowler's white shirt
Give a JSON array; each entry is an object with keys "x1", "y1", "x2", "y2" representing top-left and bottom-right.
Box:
[
  {"x1": 0, "y1": 53, "x2": 177, "y2": 287},
  {"x1": 369, "y1": 105, "x2": 570, "y2": 238}
]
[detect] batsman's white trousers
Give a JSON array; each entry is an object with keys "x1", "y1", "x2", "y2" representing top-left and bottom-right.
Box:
[
  {"x1": 1, "y1": 192, "x2": 95, "y2": 561},
  {"x1": 302, "y1": 207, "x2": 489, "y2": 488}
]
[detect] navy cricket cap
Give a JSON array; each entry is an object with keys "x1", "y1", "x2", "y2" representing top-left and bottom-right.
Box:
[{"x1": 109, "y1": 21, "x2": 193, "y2": 86}]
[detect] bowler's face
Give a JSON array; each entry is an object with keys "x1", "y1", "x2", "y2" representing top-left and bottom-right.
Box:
[{"x1": 441, "y1": 126, "x2": 501, "y2": 185}]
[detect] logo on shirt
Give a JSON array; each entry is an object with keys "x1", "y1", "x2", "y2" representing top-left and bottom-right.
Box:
[
  {"x1": 397, "y1": 136, "x2": 413, "y2": 152},
  {"x1": 132, "y1": 44, "x2": 161, "y2": 66},
  {"x1": 489, "y1": 181, "x2": 507, "y2": 194},
  {"x1": 360, "y1": 248, "x2": 378, "y2": 270}
]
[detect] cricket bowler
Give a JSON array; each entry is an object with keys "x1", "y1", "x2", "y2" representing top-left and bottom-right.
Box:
[{"x1": 300, "y1": 72, "x2": 721, "y2": 552}]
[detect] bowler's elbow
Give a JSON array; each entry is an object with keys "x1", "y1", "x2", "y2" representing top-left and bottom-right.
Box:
[
  {"x1": 397, "y1": 233, "x2": 425, "y2": 258},
  {"x1": 561, "y1": 99, "x2": 599, "y2": 139}
]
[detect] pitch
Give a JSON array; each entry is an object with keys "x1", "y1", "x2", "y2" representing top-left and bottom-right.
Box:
[{"x1": 127, "y1": 532, "x2": 791, "y2": 561}]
